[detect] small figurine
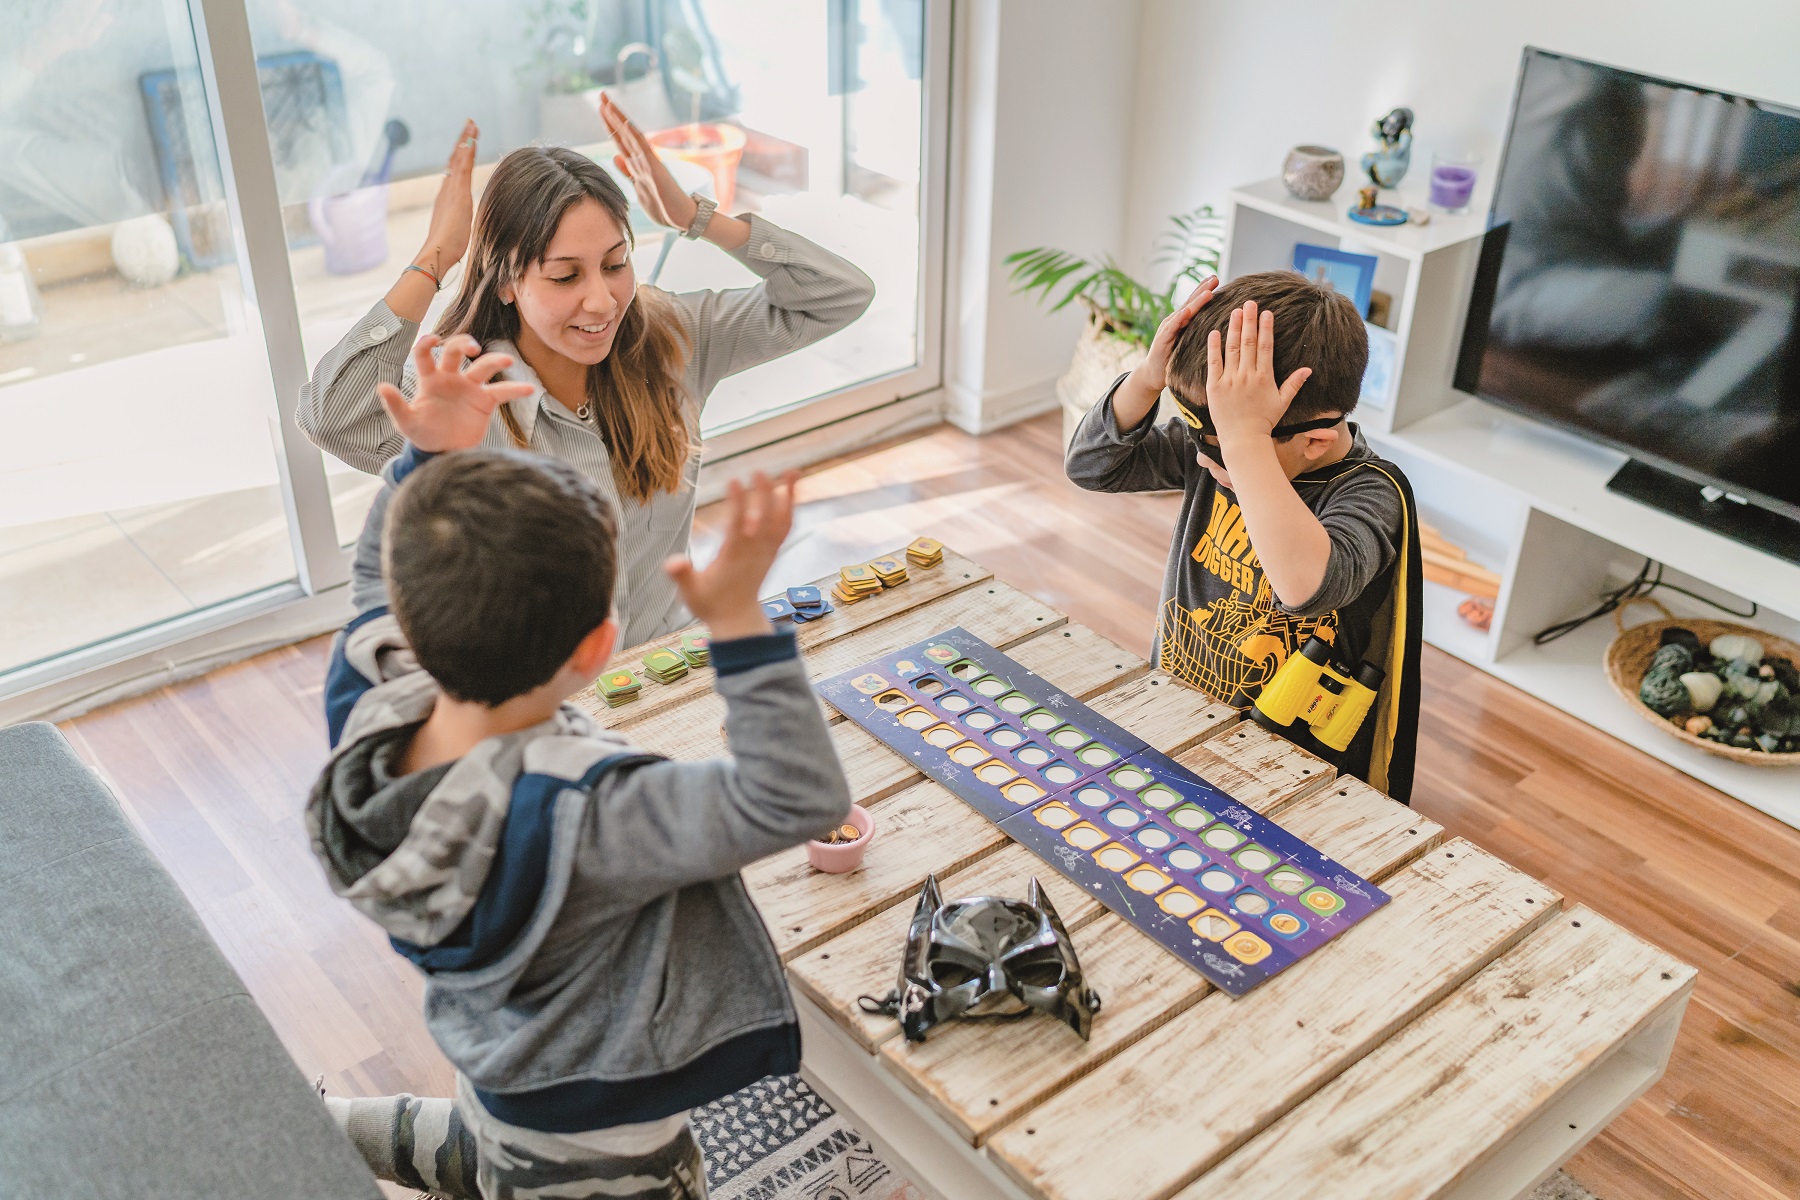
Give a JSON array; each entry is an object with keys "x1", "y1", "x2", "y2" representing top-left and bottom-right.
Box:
[
  {"x1": 1360, "y1": 107, "x2": 1414, "y2": 189},
  {"x1": 1356, "y1": 185, "x2": 1379, "y2": 212}
]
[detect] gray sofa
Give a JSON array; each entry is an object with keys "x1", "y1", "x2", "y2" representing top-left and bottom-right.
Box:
[{"x1": 0, "y1": 721, "x2": 381, "y2": 1199}]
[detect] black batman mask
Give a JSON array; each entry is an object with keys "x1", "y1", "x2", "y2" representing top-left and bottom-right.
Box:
[{"x1": 860, "y1": 874, "x2": 1102, "y2": 1042}]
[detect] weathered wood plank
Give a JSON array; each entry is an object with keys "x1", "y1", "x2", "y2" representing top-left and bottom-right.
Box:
[
  {"x1": 985, "y1": 840, "x2": 1560, "y2": 1200},
  {"x1": 1185, "y1": 906, "x2": 1695, "y2": 1200},
  {"x1": 1272, "y1": 776, "x2": 1444, "y2": 880},
  {"x1": 743, "y1": 779, "x2": 1010, "y2": 961},
  {"x1": 868, "y1": 775, "x2": 1449, "y2": 1147},
  {"x1": 786, "y1": 842, "x2": 1110, "y2": 1052},
  {"x1": 1087, "y1": 671, "x2": 1239, "y2": 755},
  {"x1": 1200, "y1": 721, "x2": 1334, "y2": 812},
  {"x1": 1174, "y1": 731, "x2": 1331, "y2": 817},
  {"x1": 571, "y1": 548, "x2": 994, "y2": 726}
]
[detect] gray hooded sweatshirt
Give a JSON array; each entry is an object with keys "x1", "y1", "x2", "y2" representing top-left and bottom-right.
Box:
[{"x1": 305, "y1": 447, "x2": 852, "y2": 1133}]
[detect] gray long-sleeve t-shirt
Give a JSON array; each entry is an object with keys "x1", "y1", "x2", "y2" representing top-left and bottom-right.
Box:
[{"x1": 1066, "y1": 375, "x2": 1407, "y2": 707}]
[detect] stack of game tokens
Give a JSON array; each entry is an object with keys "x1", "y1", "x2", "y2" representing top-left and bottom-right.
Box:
[
  {"x1": 832, "y1": 563, "x2": 884, "y2": 605},
  {"x1": 679, "y1": 632, "x2": 710, "y2": 669},
  {"x1": 641, "y1": 647, "x2": 689, "y2": 685},
  {"x1": 906, "y1": 536, "x2": 944, "y2": 569},
  {"x1": 595, "y1": 669, "x2": 642, "y2": 708},
  {"x1": 868, "y1": 554, "x2": 909, "y2": 588}
]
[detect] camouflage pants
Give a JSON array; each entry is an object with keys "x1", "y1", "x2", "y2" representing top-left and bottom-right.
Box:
[{"x1": 326, "y1": 1075, "x2": 708, "y2": 1199}]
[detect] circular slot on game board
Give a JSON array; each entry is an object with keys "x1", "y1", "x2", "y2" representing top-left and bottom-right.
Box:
[
  {"x1": 1157, "y1": 888, "x2": 1201, "y2": 917},
  {"x1": 1166, "y1": 847, "x2": 1204, "y2": 872},
  {"x1": 1034, "y1": 802, "x2": 1078, "y2": 829},
  {"x1": 874, "y1": 690, "x2": 910, "y2": 710},
  {"x1": 897, "y1": 707, "x2": 935, "y2": 730},
  {"x1": 1135, "y1": 827, "x2": 1173, "y2": 850},
  {"x1": 1110, "y1": 766, "x2": 1148, "y2": 790},
  {"x1": 975, "y1": 761, "x2": 1017, "y2": 786},
  {"x1": 1201, "y1": 825, "x2": 1245, "y2": 851},
  {"x1": 1049, "y1": 727, "x2": 1088, "y2": 749},
  {"x1": 1074, "y1": 785, "x2": 1112, "y2": 808},
  {"x1": 1043, "y1": 764, "x2": 1080, "y2": 786},
  {"x1": 1232, "y1": 890, "x2": 1271, "y2": 916},
  {"x1": 1267, "y1": 912, "x2": 1305, "y2": 937},
  {"x1": 915, "y1": 677, "x2": 945, "y2": 694},
  {"x1": 947, "y1": 742, "x2": 987, "y2": 766},
  {"x1": 1266, "y1": 867, "x2": 1311, "y2": 895},
  {"x1": 997, "y1": 693, "x2": 1034, "y2": 714},
  {"x1": 1233, "y1": 846, "x2": 1276, "y2": 874},
  {"x1": 1095, "y1": 844, "x2": 1138, "y2": 872},
  {"x1": 1198, "y1": 867, "x2": 1237, "y2": 893},
  {"x1": 1023, "y1": 710, "x2": 1059, "y2": 731},
  {"x1": 1125, "y1": 865, "x2": 1170, "y2": 894},
  {"x1": 1138, "y1": 784, "x2": 1180, "y2": 810},
  {"x1": 948, "y1": 660, "x2": 983, "y2": 680},
  {"x1": 938, "y1": 694, "x2": 971, "y2": 712},
  {"x1": 1102, "y1": 805, "x2": 1142, "y2": 828},
  {"x1": 1076, "y1": 744, "x2": 1117, "y2": 767},
  {"x1": 1168, "y1": 805, "x2": 1209, "y2": 831},
  {"x1": 1015, "y1": 745, "x2": 1051, "y2": 766},
  {"x1": 1002, "y1": 780, "x2": 1045, "y2": 805},
  {"x1": 963, "y1": 710, "x2": 997, "y2": 730},
  {"x1": 1190, "y1": 911, "x2": 1239, "y2": 941},
  {"x1": 1064, "y1": 824, "x2": 1108, "y2": 851},
  {"x1": 973, "y1": 678, "x2": 1010, "y2": 697},
  {"x1": 988, "y1": 727, "x2": 1023, "y2": 747},
  {"x1": 1300, "y1": 887, "x2": 1345, "y2": 916},
  {"x1": 922, "y1": 725, "x2": 961, "y2": 748}
]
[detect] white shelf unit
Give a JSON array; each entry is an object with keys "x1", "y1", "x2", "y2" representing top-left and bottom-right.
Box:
[{"x1": 1222, "y1": 177, "x2": 1800, "y2": 829}]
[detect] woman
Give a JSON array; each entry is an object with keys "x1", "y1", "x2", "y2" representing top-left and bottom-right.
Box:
[{"x1": 299, "y1": 97, "x2": 874, "y2": 647}]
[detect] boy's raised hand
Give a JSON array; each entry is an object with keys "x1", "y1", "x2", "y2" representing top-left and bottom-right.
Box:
[
  {"x1": 665, "y1": 471, "x2": 799, "y2": 642},
  {"x1": 1204, "y1": 301, "x2": 1313, "y2": 444},
  {"x1": 376, "y1": 334, "x2": 534, "y2": 453},
  {"x1": 1131, "y1": 276, "x2": 1219, "y2": 395}
]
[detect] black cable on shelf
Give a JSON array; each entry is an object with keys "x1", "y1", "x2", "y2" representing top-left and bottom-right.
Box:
[{"x1": 1532, "y1": 557, "x2": 1758, "y2": 646}]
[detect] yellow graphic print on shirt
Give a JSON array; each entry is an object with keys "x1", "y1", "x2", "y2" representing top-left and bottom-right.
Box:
[{"x1": 1159, "y1": 491, "x2": 1338, "y2": 705}]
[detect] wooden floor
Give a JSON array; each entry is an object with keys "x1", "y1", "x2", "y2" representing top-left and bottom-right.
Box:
[{"x1": 60, "y1": 413, "x2": 1800, "y2": 1200}]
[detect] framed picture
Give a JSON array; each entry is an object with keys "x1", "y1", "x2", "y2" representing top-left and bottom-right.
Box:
[{"x1": 1292, "y1": 242, "x2": 1378, "y2": 318}]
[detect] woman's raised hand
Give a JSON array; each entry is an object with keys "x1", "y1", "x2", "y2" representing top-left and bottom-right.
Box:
[
  {"x1": 600, "y1": 93, "x2": 698, "y2": 232},
  {"x1": 415, "y1": 120, "x2": 480, "y2": 280},
  {"x1": 376, "y1": 334, "x2": 533, "y2": 454}
]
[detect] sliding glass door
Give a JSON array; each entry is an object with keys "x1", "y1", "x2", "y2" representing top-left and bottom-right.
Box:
[{"x1": 0, "y1": 0, "x2": 945, "y2": 705}]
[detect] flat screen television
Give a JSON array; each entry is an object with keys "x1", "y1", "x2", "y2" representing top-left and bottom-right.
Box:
[{"x1": 1456, "y1": 48, "x2": 1800, "y2": 562}]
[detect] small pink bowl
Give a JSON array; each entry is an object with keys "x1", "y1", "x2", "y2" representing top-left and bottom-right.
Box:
[{"x1": 806, "y1": 804, "x2": 875, "y2": 874}]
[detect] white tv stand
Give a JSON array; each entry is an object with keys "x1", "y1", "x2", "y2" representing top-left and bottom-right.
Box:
[{"x1": 1222, "y1": 176, "x2": 1800, "y2": 829}]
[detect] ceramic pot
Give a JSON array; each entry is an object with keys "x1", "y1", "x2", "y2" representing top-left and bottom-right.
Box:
[
  {"x1": 806, "y1": 803, "x2": 875, "y2": 874},
  {"x1": 1282, "y1": 145, "x2": 1345, "y2": 202}
]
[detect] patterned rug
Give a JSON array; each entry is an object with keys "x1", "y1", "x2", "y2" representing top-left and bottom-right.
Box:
[
  {"x1": 694, "y1": 1077, "x2": 922, "y2": 1200},
  {"x1": 694, "y1": 1076, "x2": 1600, "y2": 1200}
]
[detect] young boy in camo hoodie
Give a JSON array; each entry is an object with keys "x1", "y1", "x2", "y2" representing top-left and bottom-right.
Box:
[{"x1": 306, "y1": 338, "x2": 850, "y2": 1199}]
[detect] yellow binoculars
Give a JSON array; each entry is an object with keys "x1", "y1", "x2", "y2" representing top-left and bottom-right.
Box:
[{"x1": 1252, "y1": 636, "x2": 1385, "y2": 754}]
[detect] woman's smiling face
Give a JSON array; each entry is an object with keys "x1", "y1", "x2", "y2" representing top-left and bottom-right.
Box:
[{"x1": 500, "y1": 197, "x2": 637, "y2": 366}]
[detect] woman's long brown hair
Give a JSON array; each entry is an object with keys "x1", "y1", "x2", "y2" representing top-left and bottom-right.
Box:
[{"x1": 436, "y1": 146, "x2": 692, "y2": 503}]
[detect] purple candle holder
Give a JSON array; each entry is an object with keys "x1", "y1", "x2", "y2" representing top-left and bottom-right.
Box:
[{"x1": 1429, "y1": 152, "x2": 1480, "y2": 214}]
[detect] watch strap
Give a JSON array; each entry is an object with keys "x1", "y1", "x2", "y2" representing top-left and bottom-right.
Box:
[{"x1": 683, "y1": 193, "x2": 718, "y2": 240}]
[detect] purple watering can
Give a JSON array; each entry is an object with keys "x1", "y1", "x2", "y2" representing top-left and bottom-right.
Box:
[{"x1": 309, "y1": 163, "x2": 390, "y2": 276}]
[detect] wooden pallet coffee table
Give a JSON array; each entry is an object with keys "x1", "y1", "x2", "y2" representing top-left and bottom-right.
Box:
[{"x1": 577, "y1": 546, "x2": 1695, "y2": 1200}]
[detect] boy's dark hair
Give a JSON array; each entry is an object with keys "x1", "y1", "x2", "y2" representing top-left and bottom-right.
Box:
[
  {"x1": 1167, "y1": 271, "x2": 1368, "y2": 425},
  {"x1": 384, "y1": 449, "x2": 618, "y2": 706}
]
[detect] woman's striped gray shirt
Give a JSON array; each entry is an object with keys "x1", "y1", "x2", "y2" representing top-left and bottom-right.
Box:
[{"x1": 297, "y1": 214, "x2": 875, "y2": 649}]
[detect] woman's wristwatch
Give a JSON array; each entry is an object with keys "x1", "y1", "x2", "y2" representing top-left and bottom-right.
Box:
[{"x1": 683, "y1": 192, "x2": 718, "y2": 239}]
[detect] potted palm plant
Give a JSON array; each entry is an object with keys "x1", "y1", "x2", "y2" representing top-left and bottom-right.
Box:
[{"x1": 1006, "y1": 205, "x2": 1223, "y2": 447}]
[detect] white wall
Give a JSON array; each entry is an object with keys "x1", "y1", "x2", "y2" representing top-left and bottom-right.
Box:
[
  {"x1": 1120, "y1": 0, "x2": 1800, "y2": 277},
  {"x1": 944, "y1": 0, "x2": 1142, "y2": 433}
]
